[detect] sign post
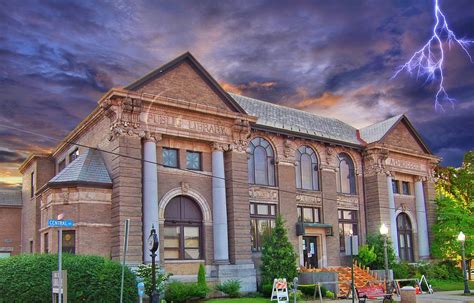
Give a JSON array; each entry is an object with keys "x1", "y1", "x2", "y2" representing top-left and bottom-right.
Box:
[{"x1": 48, "y1": 214, "x2": 74, "y2": 303}]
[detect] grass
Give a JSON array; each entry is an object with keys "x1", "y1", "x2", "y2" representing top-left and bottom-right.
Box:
[
  {"x1": 429, "y1": 279, "x2": 474, "y2": 292},
  {"x1": 205, "y1": 298, "x2": 271, "y2": 303}
]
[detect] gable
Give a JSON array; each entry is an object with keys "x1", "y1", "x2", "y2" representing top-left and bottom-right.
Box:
[
  {"x1": 380, "y1": 120, "x2": 429, "y2": 154},
  {"x1": 125, "y1": 53, "x2": 243, "y2": 113}
]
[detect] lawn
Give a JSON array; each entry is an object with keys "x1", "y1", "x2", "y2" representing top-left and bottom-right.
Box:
[
  {"x1": 205, "y1": 298, "x2": 271, "y2": 303},
  {"x1": 429, "y1": 279, "x2": 474, "y2": 291}
]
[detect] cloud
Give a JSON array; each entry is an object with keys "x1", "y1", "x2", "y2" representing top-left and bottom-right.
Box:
[
  {"x1": 293, "y1": 89, "x2": 343, "y2": 109},
  {"x1": 0, "y1": 150, "x2": 26, "y2": 163},
  {"x1": 220, "y1": 81, "x2": 277, "y2": 95}
]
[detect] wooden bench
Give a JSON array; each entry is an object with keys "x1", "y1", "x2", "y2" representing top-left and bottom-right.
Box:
[{"x1": 356, "y1": 285, "x2": 392, "y2": 303}]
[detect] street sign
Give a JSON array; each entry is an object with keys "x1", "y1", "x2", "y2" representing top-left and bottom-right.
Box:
[{"x1": 48, "y1": 219, "x2": 74, "y2": 227}]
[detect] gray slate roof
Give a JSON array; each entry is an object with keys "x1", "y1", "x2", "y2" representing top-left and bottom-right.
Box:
[
  {"x1": 0, "y1": 190, "x2": 22, "y2": 206},
  {"x1": 359, "y1": 114, "x2": 403, "y2": 144},
  {"x1": 49, "y1": 149, "x2": 112, "y2": 185},
  {"x1": 230, "y1": 93, "x2": 361, "y2": 145}
]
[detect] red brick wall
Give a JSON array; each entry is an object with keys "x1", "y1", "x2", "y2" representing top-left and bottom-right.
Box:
[{"x1": 0, "y1": 206, "x2": 22, "y2": 255}]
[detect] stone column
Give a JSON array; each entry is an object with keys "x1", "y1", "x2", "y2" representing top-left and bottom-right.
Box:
[
  {"x1": 143, "y1": 135, "x2": 159, "y2": 263},
  {"x1": 415, "y1": 177, "x2": 430, "y2": 259},
  {"x1": 212, "y1": 143, "x2": 229, "y2": 263},
  {"x1": 387, "y1": 174, "x2": 399, "y2": 257}
]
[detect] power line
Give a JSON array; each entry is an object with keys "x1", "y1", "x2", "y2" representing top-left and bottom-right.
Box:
[{"x1": 0, "y1": 123, "x2": 459, "y2": 216}]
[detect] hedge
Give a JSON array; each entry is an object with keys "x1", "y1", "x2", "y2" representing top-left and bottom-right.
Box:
[{"x1": 0, "y1": 254, "x2": 137, "y2": 303}]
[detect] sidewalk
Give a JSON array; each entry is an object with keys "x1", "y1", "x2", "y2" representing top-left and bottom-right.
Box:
[{"x1": 304, "y1": 291, "x2": 474, "y2": 303}]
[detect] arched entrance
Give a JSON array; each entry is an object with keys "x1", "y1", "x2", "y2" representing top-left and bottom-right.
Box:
[
  {"x1": 163, "y1": 195, "x2": 203, "y2": 260},
  {"x1": 397, "y1": 212, "x2": 414, "y2": 262}
]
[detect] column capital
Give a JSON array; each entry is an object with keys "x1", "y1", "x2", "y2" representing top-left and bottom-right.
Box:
[
  {"x1": 415, "y1": 175, "x2": 427, "y2": 183},
  {"x1": 140, "y1": 131, "x2": 161, "y2": 143},
  {"x1": 211, "y1": 142, "x2": 230, "y2": 152},
  {"x1": 229, "y1": 139, "x2": 249, "y2": 153}
]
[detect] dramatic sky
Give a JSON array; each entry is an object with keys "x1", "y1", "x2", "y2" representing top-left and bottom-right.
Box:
[{"x1": 1, "y1": 0, "x2": 473, "y2": 189}]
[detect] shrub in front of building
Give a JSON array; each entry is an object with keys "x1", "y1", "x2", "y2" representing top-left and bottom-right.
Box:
[
  {"x1": 135, "y1": 264, "x2": 172, "y2": 297},
  {"x1": 164, "y1": 280, "x2": 208, "y2": 302},
  {"x1": 0, "y1": 254, "x2": 137, "y2": 303},
  {"x1": 216, "y1": 279, "x2": 241, "y2": 298},
  {"x1": 260, "y1": 215, "x2": 298, "y2": 294}
]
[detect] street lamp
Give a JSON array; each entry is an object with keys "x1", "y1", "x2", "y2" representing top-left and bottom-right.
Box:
[
  {"x1": 147, "y1": 225, "x2": 160, "y2": 303},
  {"x1": 349, "y1": 229, "x2": 355, "y2": 303},
  {"x1": 457, "y1": 232, "x2": 470, "y2": 294},
  {"x1": 379, "y1": 224, "x2": 390, "y2": 294}
]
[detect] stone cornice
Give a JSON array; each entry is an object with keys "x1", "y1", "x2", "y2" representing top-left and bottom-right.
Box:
[
  {"x1": 366, "y1": 144, "x2": 440, "y2": 161},
  {"x1": 99, "y1": 88, "x2": 257, "y2": 122}
]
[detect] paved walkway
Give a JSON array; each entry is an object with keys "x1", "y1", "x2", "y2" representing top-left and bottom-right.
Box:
[{"x1": 304, "y1": 291, "x2": 474, "y2": 303}]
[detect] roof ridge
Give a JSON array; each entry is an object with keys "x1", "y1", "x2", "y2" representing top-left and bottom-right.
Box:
[{"x1": 228, "y1": 92, "x2": 356, "y2": 130}]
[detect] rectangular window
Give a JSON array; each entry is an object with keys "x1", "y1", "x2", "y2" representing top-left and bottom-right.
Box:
[
  {"x1": 162, "y1": 148, "x2": 179, "y2": 168},
  {"x1": 62, "y1": 231, "x2": 76, "y2": 254},
  {"x1": 250, "y1": 203, "x2": 276, "y2": 252},
  {"x1": 297, "y1": 206, "x2": 321, "y2": 223},
  {"x1": 338, "y1": 209, "x2": 358, "y2": 252},
  {"x1": 30, "y1": 172, "x2": 35, "y2": 198},
  {"x1": 183, "y1": 226, "x2": 200, "y2": 260},
  {"x1": 186, "y1": 151, "x2": 202, "y2": 170},
  {"x1": 164, "y1": 226, "x2": 180, "y2": 259},
  {"x1": 392, "y1": 179, "x2": 399, "y2": 194},
  {"x1": 29, "y1": 240, "x2": 33, "y2": 253},
  {"x1": 402, "y1": 181, "x2": 410, "y2": 195},
  {"x1": 58, "y1": 159, "x2": 66, "y2": 173},
  {"x1": 69, "y1": 149, "x2": 79, "y2": 163},
  {"x1": 44, "y1": 233, "x2": 49, "y2": 254}
]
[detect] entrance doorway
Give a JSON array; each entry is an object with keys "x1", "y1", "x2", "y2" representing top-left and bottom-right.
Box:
[{"x1": 303, "y1": 236, "x2": 318, "y2": 268}]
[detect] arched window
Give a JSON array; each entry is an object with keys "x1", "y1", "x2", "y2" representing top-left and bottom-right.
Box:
[
  {"x1": 295, "y1": 146, "x2": 319, "y2": 190},
  {"x1": 397, "y1": 213, "x2": 414, "y2": 262},
  {"x1": 337, "y1": 153, "x2": 356, "y2": 194},
  {"x1": 163, "y1": 196, "x2": 203, "y2": 260},
  {"x1": 248, "y1": 137, "x2": 276, "y2": 186}
]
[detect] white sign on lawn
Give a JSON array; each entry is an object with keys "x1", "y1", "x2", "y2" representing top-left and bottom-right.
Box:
[{"x1": 271, "y1": 278, "x2": 289, "y2": 303}]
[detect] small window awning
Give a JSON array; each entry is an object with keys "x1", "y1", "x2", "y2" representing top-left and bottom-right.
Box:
[{"x1": 296, "y1": 222, "x2": 333, "y2": 237}]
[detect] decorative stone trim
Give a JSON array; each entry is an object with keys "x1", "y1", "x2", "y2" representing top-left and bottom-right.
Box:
[
  {"x1": 211, "y1": 142, "x2": 230, "y2": 152},
  {"x1": 336, "y1": 194, "x2": 359, "y2": 210},
  {"x1": 159, "y1": 187, "x2": 212, "y2": 224},
  {"x1": 249, "y1": 186, "x2": 279, "y2": 203},
  {"x1": 296, "y1": 192, "x2": 322, "y2": 206}
]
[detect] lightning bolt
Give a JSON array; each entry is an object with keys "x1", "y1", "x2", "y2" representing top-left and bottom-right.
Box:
[{"x1": 392, "y1": 0, "x2": 474, "y2": 110}]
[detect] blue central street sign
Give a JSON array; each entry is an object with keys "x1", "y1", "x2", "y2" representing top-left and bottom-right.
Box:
[{"x1": 48, "y1": 219, "x2": 74, "y2": 227}]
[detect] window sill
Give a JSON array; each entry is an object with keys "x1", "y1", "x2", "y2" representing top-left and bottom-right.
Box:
[{"x1": 296, "y1": 189, "x2": 321, "y2": 193}]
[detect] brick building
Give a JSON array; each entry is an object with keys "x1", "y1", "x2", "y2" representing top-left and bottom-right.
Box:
[
  {"x1": 18, "y1": 52, "x2": 439, "y2": 290},
  {"x1": 0, "y1": 190, "x2": 22, "y2": 257}
]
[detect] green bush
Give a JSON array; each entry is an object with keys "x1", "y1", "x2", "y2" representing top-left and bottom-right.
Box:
[
  {"x1": 365, "y1": 234, "x2": 396, "y2": 269},
  {"x1": 260, "y1": 215, "x2": 298, "y2": 286},
  {"x1": 197, "y1": 263, "x2": 209, "y2": 293},
  {"x1": 260, "y1": 282, "x2": 273, "y2": 297},
  {"x1": 356, "y1": 244, "x2": 377, "y2": 268},
  {"x1": 393, "y1": 260, "x2": 463, "y2": 282},
  {"x1": 297, "y1": 284, "x2": 327, "y2": 297},
  {"x1": 135, "y1": 264, "x2": 172, "y2": 297},
  {"x1": 216, "y1": 279, "x2": 241, "y2": 298},
  {"x1": 289, "y1": 289, "x2": 303, "y2": 301},
  {"x1": 0, "y1": 254, "x2": 137, "y2": 303},
  {"x1": 326, "y1": 290, "x2": 335, "y2": 299},
  {"x1": 164, "y1": 281, "x2": 207, "y2": 303}
]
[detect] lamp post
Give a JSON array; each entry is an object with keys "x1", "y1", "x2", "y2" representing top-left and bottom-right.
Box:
[
  {"x1": 147, "y1": 225, "x2": 160, "y2": 303},
  {"x1": 379, "y1": 224, "x2": 390, "y2": 294},
  {"x1": 457, "y1": 232, "x2": 470, "y2": 294},
  {"x1": 349, "y1": 229, "x2": 355, "y2": 303}
]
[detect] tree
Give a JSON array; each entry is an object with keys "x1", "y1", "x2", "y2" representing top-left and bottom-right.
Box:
[
  {"x1": 356, "y1": 244, "x2": 377, "y2": 268},
  {"x1": 260, "y1": 215, "x2": 298, "y2": 287},
  {"x1": 432, "y1": 151, "x2": 474, "y2": 279},
  {"x1": 365, "y1": 234, "x2": 396, "y2": 269}
]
